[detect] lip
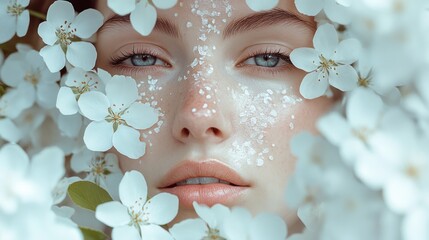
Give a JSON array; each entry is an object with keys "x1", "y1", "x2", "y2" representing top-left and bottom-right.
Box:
[{"x1": 158, "y1": 160, "x2": 251, "y2": 208}]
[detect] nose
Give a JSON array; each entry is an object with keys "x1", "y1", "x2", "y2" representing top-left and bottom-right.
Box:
[{"x1": 171, "y1": 79, "x2": 232, "y2": 144}]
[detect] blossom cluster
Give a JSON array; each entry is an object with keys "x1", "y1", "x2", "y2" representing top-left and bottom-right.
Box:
[{"x1": 0, "y1": 0, "x2": 428, "y2": 240}]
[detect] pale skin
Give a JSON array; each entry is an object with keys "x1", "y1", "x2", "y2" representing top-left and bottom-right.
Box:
[{"x1": 95, "y1": 0, "x2": 336, "y2": 233}]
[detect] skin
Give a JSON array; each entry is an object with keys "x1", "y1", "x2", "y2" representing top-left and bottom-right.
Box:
[{"x1": 95, "y1": 0, "x2": 336, "y2": 233}]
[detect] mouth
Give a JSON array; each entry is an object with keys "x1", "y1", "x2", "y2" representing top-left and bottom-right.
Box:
[{"x1": 158, "y1": 160, "x2": 251, "y2": 208}]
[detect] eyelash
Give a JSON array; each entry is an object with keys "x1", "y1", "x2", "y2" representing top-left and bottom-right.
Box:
[
  {"x1": 109, "y1": 47, "x2": 292, "y2": 75},
  {"x1": 238, "y1": 49, "x2": 292, "y2": 72},
  {"x1": 109, "y1": 47, "x2": 170, "y2": 74}
]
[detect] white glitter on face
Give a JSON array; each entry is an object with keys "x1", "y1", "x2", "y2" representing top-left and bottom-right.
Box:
[
  {"x1": 228, "y1": 84, "x2": 303, "y2": 167},
  {"x1": 137, "y1": 75, "x2": 166, "y2": 146}
]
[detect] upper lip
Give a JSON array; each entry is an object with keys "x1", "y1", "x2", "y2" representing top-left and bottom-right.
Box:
[{"x1": 158, "y1": 160, "x2": 251, "y2": 188}]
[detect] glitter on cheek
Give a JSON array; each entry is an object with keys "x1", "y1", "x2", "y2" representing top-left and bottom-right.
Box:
[
  {"x1": 136, "y1": 75, "x2": 167, "y2": 146},
  {"x1": 227, "y1": 84, "x2": 303, "y2": 167}
]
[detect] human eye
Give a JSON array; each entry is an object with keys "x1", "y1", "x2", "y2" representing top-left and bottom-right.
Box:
[
  {"x1": 109, "y1": 46, "x2": 171, "y2": 73},
  {"x1": 239, "y1": 49, "x2": 292, "y2": 69}
]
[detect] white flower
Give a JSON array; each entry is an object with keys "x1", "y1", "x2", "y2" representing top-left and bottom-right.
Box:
[
  {"x1": 290, "y1": 23, "x2": 361, "y2": 99},
  {"x1": 170, "y1": 202, "x2": 230, "y2": 240},
  {"x1": 78, "y1": 75, "x2": 158, "y2": 159},
  {"x1": 355, "y1": 108, "x2": 429, "y2": 213},
  {"x1": 0, "y1": 84, "x2": 35, "y2": 142},
  {"x1": 107, "y1": 0, "x2": 177, "y2": 36},
  {"x1": 71, "y1": 148, "x2": 122, "y2": 200},
  {"x1": 245, "y1": 0, "x2": 279, "y2": 11},
  {"x1": 0, "y1": 144, "x2": 65, "y2": 214},
  {"x1": 0, "y1": 203, "x2": 83, "y2": 240},
  {"x1": 317, "y1": 88, "x2": 384, "y2": 165},
  {"x1": 294, "y1": 0, "x2": 352, "y2": 24},
  {"x1": 223, "y1": 207, "x2": 287, "y2": 240},
  {"x1": 1, "y1": 49, "x2": 60, "y2": 109},
  {"x1": 38, "y1": 0, "x2": 104, "y2": 72},
  {"x1": 0, "y1": 0, "x2": 30, "y2": 44},
  {"x1": 56, "y1": 67, "x2": 104, "y2": 115},
  {"x1": 95, "y1": 170, "x2": 178, "y2": 240}
]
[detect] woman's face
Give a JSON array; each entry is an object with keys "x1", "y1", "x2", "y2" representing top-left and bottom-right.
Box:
[{"x1": 96, "y1": 0, "x2": 334, "y2": 229}]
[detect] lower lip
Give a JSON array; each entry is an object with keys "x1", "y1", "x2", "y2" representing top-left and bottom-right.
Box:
[{"x1": 160, "y1": 184, "x2": 249, "y2": 208}]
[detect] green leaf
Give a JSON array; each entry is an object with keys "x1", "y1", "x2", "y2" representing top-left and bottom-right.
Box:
[
  {"x1": 79, "y1": 227, "x2": 108, "y2": 240},
  {"x1": 68, "y1": 181, "x2": 113, "y2": 211}
]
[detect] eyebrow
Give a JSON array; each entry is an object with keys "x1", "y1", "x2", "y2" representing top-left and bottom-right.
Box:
[
  {"x1": 100, "y1": 14, "x2": 180, "y2": 38},
  {"x1": 223, "y1": 8, "x2": 314, "y2": 39},
  {"x1": 100, "y1": 8, "x2": 313, "y2": 39}
]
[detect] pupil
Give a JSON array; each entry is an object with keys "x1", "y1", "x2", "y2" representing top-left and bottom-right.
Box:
[
  {"x1": 131, "y1": 54, "x2": 156, "y2": 66},
  {"x1": 255, "y1": 54, "x2": 279, "y2": 67}
]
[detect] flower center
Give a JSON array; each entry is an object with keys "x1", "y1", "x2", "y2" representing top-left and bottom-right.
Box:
[
  {"x1": 202, "y1": 228, "x2": 226, "y2": 240},
  {"x1": 318, "y1": 55, "x2": 338, "y2": 73},
  {"x1": 128, "y1": 199, "x2": 150, "y2": 229},
  {"x1": 55, "y1": 20, "x2": 77, "y2": 51},
  {"x1": 89, "y1": 156, "x2": 111, "y2": 183},
  {"x1": 7, "y1": 2, "x2": 25, "y2": 16},
  {"x1": 71, "y1": 74, "x2": 100, "y2": 100},
  {"x1": 358, "y1": 77, "x2": 371, "y2": 87},
  {"x1": 105, "y1": 107, "x2": 128, "y2": 132},
  {"x1": 24, "y1": 71, "x2": 40, "y2": 85}
]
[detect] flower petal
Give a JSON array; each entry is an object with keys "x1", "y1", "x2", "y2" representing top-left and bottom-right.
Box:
[
  {"x1": 78, "y1": 91, "x2": 110, "y2": 121},
  {"x1": 299, "y1": 71, "x2": 329, "y2": 99},
  {"x1": 317, "y1": 112, "x2": 352, "y2": 146},
  {"x1": 140, "y1": 224, "x2": 173, "y2": 240},
  {"x1": 152, "y1": 0, "x2": 177, "y2": 9},
  {"x1": 169, "y1": 219, "x2": 207, "y2": 240},
  {"x1": 83, "y1": 121, "x2": 114, "y2": 152},
  {"x1": 37, "y1": 83, "x2": 59, "y2": 109},
  {"x1": 37, "y1": 21, "x2": 58, "y2": 45},
  {"x1": 66, "y1": 42, "x2": 97, "y2": 71},
  {"x1": 328, "y1": 64, "x2": 358, "y2": 91},
  {"x1": 290, "y1": 48, "x2": 319, "y2": 72},
  {"x1": 313, "y1": 23, "x2": 338, "y2": 57},
  {"x1": 0, "y1": 14, "x2": 16, "y2": 44},
  {"x1": 145, "y1": 193, "x2": 179, "y2": 225},
  {"x1": 112, "y1": 125, "x2": 146, "y2": 159},
  {"x1": 119, "y1": 170, "x2": 147, "y2": 208},
  {"x1": 324, "y1": 0, "x2": 352, "y2": 25},
  {"x1": 56, "y1": 87, "x2": 79, "y2": 115},
  {"x1": 112, "y1": 225, "x2": 141, "y2": 240},
  {"x1": 39, "y1": 44, "x2": 66, "y2": 73},
  {"x1": 0, "y1": 119, "x2": 22, "y2": 143},
  {"x1": 30, "y1": 147, "x2": 65, "y2": 191},
  {"x1": 245, "y1": 0, "x2": 279, "y2": 11},
  {"x1": 347, "y1": 88, "x2": 383, "y2": 130},
  {"x1": 294, "y1": 0, "x2": 324, "y2": 16},
  {"x1": 72, "y1": 9, "x2": 104, "y2": 39},
  {"x1": 95, "y1": 201, "x2": 131, "y2": 227},
  {"x1": 46, "y1": 1, "x2": 76, "y2": 27},
  {"x1": 130, "y1": 2, "x2": 157, "y2": 36},
  {"x1": 249, "y1": 213, "x2": 287, "y2": 240},
  {"x1": 106, "y1": 75, "x2": 138, "y2": 111},
  {"x1": 122, "y1": 102, "x2": 158, "y2": 130},
  {"x1": 1, "y1": 57, "x2": 26, "y2": 87},
  {"x1": 107, "y1": 0, "x2": 136, "y2": 15},
  {"x1": 332, "y1": 38, "x2": 361, "y2": 65},
  {"x1": 0, "y1": 144, "x2": 29, "y2": 177},
  {"x1": 57, "y1": 113, "x2": 82, "y2": 138},
  {"x1": 16, "y1": 10, "x2": 30, "y2": 37}
]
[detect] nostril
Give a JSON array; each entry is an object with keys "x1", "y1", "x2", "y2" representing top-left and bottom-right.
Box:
[
  {"x1": 207, "y1": 127, "x2": 222, "y2": 137},
  {"x1": 181, "y1": 128, "x2": 190, "y2": 138}
]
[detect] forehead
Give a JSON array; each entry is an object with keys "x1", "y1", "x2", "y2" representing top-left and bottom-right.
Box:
[{"x1": 97, "y1": 0, "x2": 315, "y2": 32}]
